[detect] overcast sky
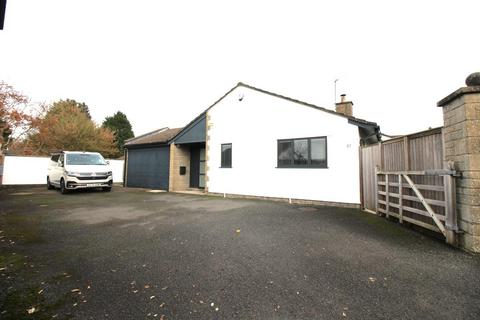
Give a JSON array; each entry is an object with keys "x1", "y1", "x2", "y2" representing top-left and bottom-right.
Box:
[{"x1": 1, "y1": 0, "x2": 479, "y2": 136}]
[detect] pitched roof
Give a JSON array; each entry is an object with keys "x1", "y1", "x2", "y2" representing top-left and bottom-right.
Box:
[
  {"x1": 126, "y1": 82, "x2": 381, "y2": 147},
  {"x1": 124, "y1": 127, "x2": 183, "y2": 147},
  {"x1": 170, "y1": 82, "x2": 380, "y2": 143},
  {"x1": 237, "y1": 82, "x2": 378, "y2": 127}
]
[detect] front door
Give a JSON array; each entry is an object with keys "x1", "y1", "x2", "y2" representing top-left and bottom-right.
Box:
[
  {"x1": 189, "y1": 147, "x2": 206, "y2": 189},
  {"x1": 199, "y1": 148, "x2": 205, "y2": 188},
  {"x1": 190, "y1": 147, "x2": 200, "y2": 188}
]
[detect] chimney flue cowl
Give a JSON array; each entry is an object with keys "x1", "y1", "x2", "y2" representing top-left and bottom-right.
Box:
[{"x1": 340, "y1": 94, "x2": 346, "y2": 103}]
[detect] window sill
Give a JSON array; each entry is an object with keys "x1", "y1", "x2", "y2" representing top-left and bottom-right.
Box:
[{"x1": 220, "y1": 166, "x2": 232, "y2": 169}]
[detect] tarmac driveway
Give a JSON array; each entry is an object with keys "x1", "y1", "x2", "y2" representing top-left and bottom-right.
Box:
[{"x1": 0, "y1": 186, "x2": 479, "y2": 319}]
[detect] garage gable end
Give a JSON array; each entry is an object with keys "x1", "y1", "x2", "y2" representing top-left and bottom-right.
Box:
[{"x1": 172, "y1": 115, "x2": 206, "y2": 144}]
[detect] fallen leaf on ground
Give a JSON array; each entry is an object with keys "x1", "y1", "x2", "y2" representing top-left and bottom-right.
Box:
[
  {"x1": 235, "y1": 229, "x2": 241, "y2": 233},
  {"x1": 27, "y1": 307, "x2": 36, "y2": 314},
  {"x1": 159, "y1": 303, "x2": 165, "y2": 307},
  {"x1": 144, "y1": 284, "x2": 151, "y2": 289},
  {"x1": 71, "y1": 289, "x2": 81, "y2": 293},
  {"x1": 368, "y1": 277, "x2": 376, "y2": 282},
  {"x1": 38, "y1": 289, "x2": 43, "y2": 294},
  {"x1": 150, "y1": 296, "x2": 155, "y2": 300},
  {"x1": 161, "y1": 286, "x2": 168, "y2": 290}
]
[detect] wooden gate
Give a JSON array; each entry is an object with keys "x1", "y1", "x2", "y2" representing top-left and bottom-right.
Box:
[
  {"x1": 359, "y1": 127, "x2": 459, "y2": 244},
  {"x1": 376, "y1": 168, "x2": 458, "y2": 238}
]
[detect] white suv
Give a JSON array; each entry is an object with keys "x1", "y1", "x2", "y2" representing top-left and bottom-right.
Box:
[{"x1": 47, "y1": 151, "x2": 113, "y2": 194}]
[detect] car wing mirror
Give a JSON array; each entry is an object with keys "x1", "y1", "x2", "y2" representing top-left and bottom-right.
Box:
[{"x1": 106, "y1": 160, "x2": 110, "y2": 165}]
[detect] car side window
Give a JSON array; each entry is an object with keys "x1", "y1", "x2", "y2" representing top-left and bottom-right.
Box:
[{"x1": 58, "y1": 154, "x2": 64, "y2": 167}]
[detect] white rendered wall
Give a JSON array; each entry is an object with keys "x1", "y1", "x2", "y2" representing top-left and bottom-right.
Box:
[
  {"x1": 2, "y1": 156, "x2": 124, "y2": 185},
  {"x1": 107, "y1": 159, "x2": 125, "y2": 183},
  {"x1": 207, "y1": 87, "x2": 361, "y2": 204}
]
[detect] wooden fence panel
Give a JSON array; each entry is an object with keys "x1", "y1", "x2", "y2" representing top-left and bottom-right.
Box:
[
  {"x1": 382, "y1": 140, "x2": 405, "y2": 171},
  {"x1": 360, "y1": 144, "x2": 381, "y2": 212}
]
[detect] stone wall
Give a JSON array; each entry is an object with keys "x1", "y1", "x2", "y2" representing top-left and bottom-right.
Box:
[
  {"x1": 438, "y1": 78, "x2": 480, "y2": 252},
  {"x1": 205, "y1": 112, "x2": 212, "y2": 192},
  {"x1": 168, "y1": 144, "x2": 190, "y2": 191}
]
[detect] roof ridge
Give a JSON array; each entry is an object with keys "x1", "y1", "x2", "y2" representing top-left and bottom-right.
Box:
[
  {"x1": 236, "y1": 82, "x2": 377, "y2": 126},
  {"x1": 125, "y1": 127, "x2": 168, "y2": 143},
  {"x1": 169, "y1": 81, "x2": 379, "y2": 143}
]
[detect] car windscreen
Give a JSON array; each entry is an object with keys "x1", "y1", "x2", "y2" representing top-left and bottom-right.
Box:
[{"x1": 66, "y1": 154, "x2": 106, "y2": 165}]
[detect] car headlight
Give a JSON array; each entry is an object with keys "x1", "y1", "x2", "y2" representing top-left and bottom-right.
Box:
[
  {"x1": 65, "y1": 171, "x2": 81, "y2": 176},
  {"x1": 107, "y1": 171, "x2": 112, "y2": 176}
]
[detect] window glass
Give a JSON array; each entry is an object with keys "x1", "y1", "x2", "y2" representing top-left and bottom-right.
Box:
[
  {"x1": 50, "y1": 155, "x2": 60, "y2": 162},
  {"x1": 293, "y1": 139, "x2": 308, "y2": 165},
  {"x1": 277, "y1": 137, "x2": 327, "y2": 168},
  {"x1": 221, "y1": 144, "x2": 232, "y2": 168},
  {"x1": 66, "y1": 153, "x2": 107, "y2": 165},
  {"x1": 278, "y1": 141, "x2": 293, "y2": 166},
  {"x1": 311, "y1": 138, "x2": 327, "y2": 165}
]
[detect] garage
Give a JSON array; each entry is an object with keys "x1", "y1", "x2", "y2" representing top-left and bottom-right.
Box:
[
  {"x1": 123, "y1": 127, "x2": 182, "y2": 190},
  {"x1": 126, "y1": 146, "x2": 170, "y2": 189}
]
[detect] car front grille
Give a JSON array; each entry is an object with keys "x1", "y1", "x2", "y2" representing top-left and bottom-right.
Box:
[
  {"x1": 76, "y1": 176, "x2": 108, "y2": 180},
  {"x1": 77, "y1": 172, "x2": 109, "y2": 176}
]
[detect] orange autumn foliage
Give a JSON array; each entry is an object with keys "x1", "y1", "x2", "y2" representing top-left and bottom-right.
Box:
[
  {"x1": 0, "y1": 81, "x2": 34, "y2": 149},
  {"x1": 16, "y1": 103, "x2": 118, "y2": 157}
]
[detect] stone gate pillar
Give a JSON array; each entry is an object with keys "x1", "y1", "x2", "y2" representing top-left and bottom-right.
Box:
[{"x1": 438, "y1": 72, "x2": 480, "y2": 252}]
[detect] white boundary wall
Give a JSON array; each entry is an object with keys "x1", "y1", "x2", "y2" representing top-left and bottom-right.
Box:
[
  {"x1": 207, "y1": 86, "x2": 361, "y2": 204},
  {"x1": 2, "y1": 156, "x2": 124, "y2": 185}
]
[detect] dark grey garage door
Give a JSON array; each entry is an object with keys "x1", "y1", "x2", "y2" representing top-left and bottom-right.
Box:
[{"x1": 126, "y1": 146, "x2": 170, "y2": 189}]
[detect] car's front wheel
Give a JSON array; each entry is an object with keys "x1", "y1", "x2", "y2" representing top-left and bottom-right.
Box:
[
  {"x1": 60, "y1": 178, "x2": 68, "y2": 194},
  {"x1": 47, "y1": 177, "x2": 54, "y2": 190}
]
